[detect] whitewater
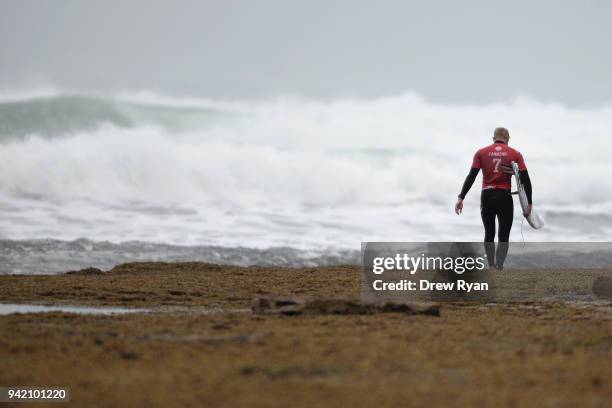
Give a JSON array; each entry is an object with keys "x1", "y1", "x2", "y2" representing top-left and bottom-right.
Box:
[{"x1": 1, "y1": 90, "x2": 611, "y2": 273}]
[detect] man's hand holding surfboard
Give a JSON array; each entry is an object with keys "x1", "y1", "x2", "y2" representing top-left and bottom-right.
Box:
[{"x1": 499, "y1": 163, "x2": 532, "y2": 218}]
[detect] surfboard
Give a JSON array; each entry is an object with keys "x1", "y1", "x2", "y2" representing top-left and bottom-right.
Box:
[{"x1": 511, "y1": 161, "x2": 544, "y2": 229}]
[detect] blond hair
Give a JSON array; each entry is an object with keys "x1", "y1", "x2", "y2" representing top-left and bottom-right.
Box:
[{"x1": 493, "y1": 127, "x2": 510, "y2": 142}]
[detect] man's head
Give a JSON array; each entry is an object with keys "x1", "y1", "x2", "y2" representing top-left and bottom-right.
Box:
[{"x1": 493, "y1": 127, "x2": 510, "y2": 143}]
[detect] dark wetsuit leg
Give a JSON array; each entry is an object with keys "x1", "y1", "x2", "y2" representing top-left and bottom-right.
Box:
[
  {"x1": 481, "y1": 189, "x2": 514, "y2": 268},
  {"x1": 495, "y1": 190, "x2": 513, "y2": 268}
]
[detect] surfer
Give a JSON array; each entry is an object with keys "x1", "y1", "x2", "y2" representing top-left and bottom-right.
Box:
[{"x1": 454, "y1": 127, "x2": 533, "y2": 269}]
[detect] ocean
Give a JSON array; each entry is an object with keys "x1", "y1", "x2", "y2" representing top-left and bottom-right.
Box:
[{"x1": 1, "y1": 90, "x2": 611, "y2": 273}]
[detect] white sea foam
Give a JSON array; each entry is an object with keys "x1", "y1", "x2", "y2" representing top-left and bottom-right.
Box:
[{"x1": 0, "y1": 91, "x2": 611, "y2": 253}]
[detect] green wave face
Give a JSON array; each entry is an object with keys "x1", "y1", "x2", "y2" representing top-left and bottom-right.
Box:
[{"x1": 0, "y1": 95, "x2": 231, "y2": 139}]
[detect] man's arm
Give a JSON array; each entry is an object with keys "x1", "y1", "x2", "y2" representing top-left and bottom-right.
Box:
[
  {"x1": 519, "y1": 170, "x2": 532, "y2": 204},
  {"x1": 455, "y1": 167, "x2": 479, "y2": 215},
  {"x1": 501, "y1": 162, "x2": 533, "y2": 215},
  {"x1": 458, "y1": 168, "x2": 480, "y2": 200},
  {"x1": 516, "y1": 152, "x2": 533, "y2": 215}
]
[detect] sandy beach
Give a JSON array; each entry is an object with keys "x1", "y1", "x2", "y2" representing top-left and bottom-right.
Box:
[{"x1": 1, "y1": 263, "x2": 611, "y2": 407}]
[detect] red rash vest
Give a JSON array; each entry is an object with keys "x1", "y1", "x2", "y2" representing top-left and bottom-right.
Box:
[{"x1": 471, "y1": 141, "x2": 527, "y2": 190}]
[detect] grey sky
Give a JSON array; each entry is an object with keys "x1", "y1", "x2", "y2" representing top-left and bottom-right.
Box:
[{"x1": 1, "y1": 0, "x2": 611, "y2": 104}]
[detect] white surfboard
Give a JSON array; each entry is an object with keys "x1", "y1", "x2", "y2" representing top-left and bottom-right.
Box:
[{"x1": 511, "y1": 161, "x2": 544, "y2": 229}]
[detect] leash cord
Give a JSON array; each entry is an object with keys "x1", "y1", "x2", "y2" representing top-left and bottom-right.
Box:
[{"x1": 520, "y1": 216, "x2": 526, "y2": 248}]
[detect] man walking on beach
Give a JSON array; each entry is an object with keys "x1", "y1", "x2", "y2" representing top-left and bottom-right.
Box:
[{"x1": 454, "y1": 127, "x2": 533, "y2": 269}]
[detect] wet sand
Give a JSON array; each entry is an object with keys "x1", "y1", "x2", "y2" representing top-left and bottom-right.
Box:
[{"x1": 1, "y1": 263, "x2": 611, "y2": 407}]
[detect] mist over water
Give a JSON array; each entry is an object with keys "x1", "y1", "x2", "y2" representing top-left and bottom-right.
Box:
[{"x1": 1, "y1": 90, "x2": 611, "y2": 272}]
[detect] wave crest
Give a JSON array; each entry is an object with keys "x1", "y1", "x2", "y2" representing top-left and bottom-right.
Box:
[{"x1": 0, "y1": 94, "x2": 231, "y2": 138}]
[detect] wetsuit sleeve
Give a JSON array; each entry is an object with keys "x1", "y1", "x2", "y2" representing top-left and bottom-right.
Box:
[
  {"x1": 519, "y1": 170, "x2": 533, "y2": 204},
  {"x1": 458, "y1": 167, "x2": 480, "y2": 199},
  {"x1": 516, "y1": 151, "x2": 527, "y2": 171}
]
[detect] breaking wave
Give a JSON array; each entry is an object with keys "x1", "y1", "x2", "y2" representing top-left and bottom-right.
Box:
[
  {"x1": 0, "y1": 90, "x2": 611, "y2": 264},
  {"x1": 0, "y1": 93, "x2": 233, "y2": 138}
]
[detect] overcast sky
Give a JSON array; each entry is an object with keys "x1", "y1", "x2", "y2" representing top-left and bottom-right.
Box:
[{"x1": 1, "y1": 0, "x2": 611, "y2": 104}]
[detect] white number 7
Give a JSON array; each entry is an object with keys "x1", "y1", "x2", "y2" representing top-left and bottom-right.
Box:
[{"x1": 492, "y1": 158, "x2": 501, "y2": 173}]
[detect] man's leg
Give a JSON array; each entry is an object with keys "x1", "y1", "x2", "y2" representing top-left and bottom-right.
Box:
[
  {"x1": 495, "y1": 191, "x2": 514, "y2": 269},
  {"x1": 480, "y1": 191, "x2": 496, "y2": 267}
]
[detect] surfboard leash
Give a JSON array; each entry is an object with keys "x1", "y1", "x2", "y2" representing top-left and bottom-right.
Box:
[{"x1": 520, "y1": 216, "x2": 526, "y2": 248}]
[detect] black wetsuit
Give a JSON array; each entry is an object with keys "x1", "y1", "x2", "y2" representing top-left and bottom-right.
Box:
[{"x1": 458, "y1": 143, "x2": 533, "y2": 268}]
